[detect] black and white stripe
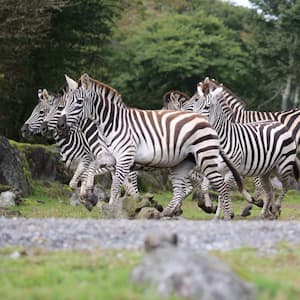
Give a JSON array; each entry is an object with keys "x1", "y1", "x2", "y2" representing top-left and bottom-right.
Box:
[
  {"x1": 194, "y1": 83, "x2": 298, "y2": 218},
  {"x1": 58, "y1": 73, "x2": 244, "y2": 219}
]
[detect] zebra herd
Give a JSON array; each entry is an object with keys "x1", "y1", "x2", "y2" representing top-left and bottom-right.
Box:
[{"x1": 21, "y1": 74, "x2": 300, "y2": 220}]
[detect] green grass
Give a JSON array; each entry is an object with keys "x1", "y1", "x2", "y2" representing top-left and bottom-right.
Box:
[
  {"x1": 1, "y1": 245, "x2": 300, "y2": 300},
  {"x1": 3, "y1": 180, "x2": 300, "y2": 300},
  {"x1": 215, "y1": 245, "x2": 300, "y2": 300},
  {"x1": 0, "y1": 248, "x2": 160, "y2": 300},
  {"x1": 7, "y1": 180, "x2": 300, "y2": 220}
]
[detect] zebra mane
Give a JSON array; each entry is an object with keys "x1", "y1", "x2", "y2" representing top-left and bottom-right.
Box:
[
  {"x1": 206, "y1": 78, "x2": 247, "y2": 109},
  {"x1": 79, "y1": 76, "x2": 123, "y2": 106}
]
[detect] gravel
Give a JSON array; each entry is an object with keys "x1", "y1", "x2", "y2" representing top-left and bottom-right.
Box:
[{"x1": 1, "y1": 218, "x2": 300, "y2": 252}]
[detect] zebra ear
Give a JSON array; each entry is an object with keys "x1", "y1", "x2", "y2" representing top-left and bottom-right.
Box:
[
  {"x1": 65, "y1": 74, "x2": 78, "y2": 91},
  {"x1": 81, "y1": 73, "x2": 91, "y2": 90},
  {"x1": 211, "y1": 86, "x2": 223, "y2": 98},
  {"x1": 38, "y1": 89, "x2": 43, "y2": 101},
  {"x1": 197, "y1": 83, "x2": 205, "y2": 97},
  {"x1": 42, "y1": 89, "x2": 49, "y2": 101}
]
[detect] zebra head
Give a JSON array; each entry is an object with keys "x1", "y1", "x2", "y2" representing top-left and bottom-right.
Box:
[
  {"x1": 41, "y1": 82, "x2": 70, "y2": 137},
  {"x1": 162, "y1": 90, "x2": 190, "y2": 110},
  {"x1": 41, "y1": 94, "x2": 65, "y2": 137},
  {"x1": 58, "y1": 74, "x2": 89, "y2": 137},
  {"x1": 21, "y1": 89, "x2": 54, "y2": 137},
  {"x1": 196, "y1": 81, "x2": 224, "y2": 121}
]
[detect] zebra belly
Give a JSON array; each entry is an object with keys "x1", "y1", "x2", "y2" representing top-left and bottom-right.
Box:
[{"x1": 134, "y1": 144, "x2": 187, "y2": 168}]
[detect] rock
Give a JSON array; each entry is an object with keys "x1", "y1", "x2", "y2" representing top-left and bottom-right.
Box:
[
  {"x1": 135, "y1": 207, "x2": 160, "y2": 219},
  {"x1": 121, "y1": 194, "x2": 163, "y2": 219},
  {"x1": 70, "y1": 192, "x2": 81, "y2": 206},
  {"x1": 11, "y1": 141, "x2": 72, "y2": 184},
  {"x1": 144, "y1": 233, "x2": 178, "y2": 252},
  {"x1": 131, "y1": 234, "x2": 255, "y2": 300},
  {"x1": 0, "y1": 191, "x2": 16, "y2": 207},
  {"x1": 93, "y1": 184, "x2": 109, "y2": 202},
  {"x1": 0, "y1": 136, "x2": 32, "y2": 196}
]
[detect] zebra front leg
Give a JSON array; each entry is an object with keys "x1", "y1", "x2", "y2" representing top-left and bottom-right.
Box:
[{"x1": 69, "y1": 158, "x2": 91, "y2": 190}]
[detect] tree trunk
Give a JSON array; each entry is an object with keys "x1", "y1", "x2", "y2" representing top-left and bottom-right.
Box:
[
  {"x1": 294, "y1": 84, "x2": 300, "y2": 108},
  {"x1": 282, "y1": 75, "x2": 292, "y2": 110}
]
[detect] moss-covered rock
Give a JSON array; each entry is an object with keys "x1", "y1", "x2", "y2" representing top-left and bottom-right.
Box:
[
  {"x1": 9, "y1": 140, "x2": 72, "y2": 184},
  {"x1": 0, "y1": 135, "x2": 32, "y2": 196}
]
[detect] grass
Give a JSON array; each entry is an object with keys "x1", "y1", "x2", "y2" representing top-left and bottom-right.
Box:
[
  {"x1": 7, "y1": 179, "x2": 300, "y2": 220},
  {"x1": 3, "y1": 180, "x2": 300, "y2": 300},
  {"x1": 215, "y1": 244, "x2": 300, "y2": 300},
  {"x1": 1, "y1": 245, "x2": 300, "y2": 300}
]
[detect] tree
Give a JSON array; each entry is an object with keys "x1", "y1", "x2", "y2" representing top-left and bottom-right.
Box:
[
  {"x1": 0, "y1": 0, "x2": 120, "y2": 140},
  {"x1": 249, "y1": 0, "x2": 300, "y2": 110},
  {"x1": 109, "y1": 11, "x2": 253, "y2": 109}
]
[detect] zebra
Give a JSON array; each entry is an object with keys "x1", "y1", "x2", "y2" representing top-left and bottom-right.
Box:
[
  {"x1": 40, "y1": 83, "x2": 141, "y2": 208},
  {"x1": 57, "y1": 73, "x2": 245, "y2": 219},
  {"x1": 21, "y1": 89, "x2": 58, "y2": 137},
  {"x1": 194, "y1": 83, "x2": 299, "y2": 218},
  {"x1": 22, "y1": 83, "x2": 139, "y2": 210},
  {"x1": 162, "y1": 90, "x2": 191, "y2": 111},
  {"x1": 200, "y1": 78, "x2": 300, "y2": 151}
]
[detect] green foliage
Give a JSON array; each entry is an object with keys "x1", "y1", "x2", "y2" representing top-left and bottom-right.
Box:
[{"x1": 110, "y1": 10, "x2": 252, "y2": 108}]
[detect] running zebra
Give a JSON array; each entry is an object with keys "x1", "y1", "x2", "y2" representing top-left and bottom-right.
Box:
[
  {"x1": 41, "y1": 83, "x2": 140, "y2": 207},
  {"x1": 194, "y1": 83, "x2": 299, "y2": 218},
  {"x1": 200, "y1": 78, "x2": 300, "y2": 151},
  {"x1": 21, "y1": 83, "x2": 139, "y2": 210},
  {"x1": 57, "y1": 73, "x2": 244, "y2": 219}
]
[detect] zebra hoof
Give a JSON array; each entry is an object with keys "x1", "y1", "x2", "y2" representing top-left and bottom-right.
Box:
[
  {"x1": 154, "y1": 204, "x2": 164, "y2": 212},
  {"x1": 174, "y1": 208, "x2": 183, "y2": 217},
  {"x1": 253, "y1": 198, "x2": 264, "y2": 208},
  {"x1": 161, "y1": 208, "x2": 175, "y2": 217},
  {"x1": 197, "y1": 200, "x2": 214, "y2": 214},
  {"x1": 84, "y1": 202, "x2": 94, "y2": 212},
  {"x1": 241, "y1": 205, "x2": 252, "y2": 217}
]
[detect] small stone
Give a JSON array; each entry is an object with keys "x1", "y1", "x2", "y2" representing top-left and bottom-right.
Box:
[{"x1": 0, "y1": 191, "x2": 16, "y2": 208}]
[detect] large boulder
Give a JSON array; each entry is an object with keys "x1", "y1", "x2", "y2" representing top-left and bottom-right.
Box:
[
  {"x1": 131, "y1": 234, "x2": 255, "y2": 300},
  {"x1": 0, "y1": 136, "x2": 32, "y2": 195},
  {"x1": 10, "y1": 141, "x2": 72, "y2": 184}
]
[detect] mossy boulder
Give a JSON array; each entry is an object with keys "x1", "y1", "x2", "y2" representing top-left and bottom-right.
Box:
[
  {"x1": 0, "y1": 135, "x2": 32, "y2": 196},
  {"x1": 9, "y1": 140, "x2": 72, "y2": 184}
]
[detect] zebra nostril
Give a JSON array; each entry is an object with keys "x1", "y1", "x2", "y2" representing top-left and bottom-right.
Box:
[
  {"x1": 41, "y1": 122, "x2": 48, "y2": 135},
  {"x1": 57, "y1": 114, "x2": 67, "y2": 130},
  {"x1": 21, "y1": 124, "x2": 29, "y2": 137}
]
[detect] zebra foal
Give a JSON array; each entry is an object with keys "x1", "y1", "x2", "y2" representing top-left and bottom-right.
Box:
[{"x1": 57, "y1": 73, "x2": 244, "y2": 219}]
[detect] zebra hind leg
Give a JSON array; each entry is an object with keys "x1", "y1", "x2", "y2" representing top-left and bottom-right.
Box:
[
  {"x1": 162, "y1": 161, "x2": 194, "y2": 217},
  {"x1": 259, "y1": 174, "x2": 275, "y2": 219}
]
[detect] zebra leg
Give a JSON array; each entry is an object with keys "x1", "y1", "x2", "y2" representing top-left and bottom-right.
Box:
[
  {"x1": 259, "y1": 174, "x2": 274, "y2": 219},
  {"x1": 272, "y1": 174, "x2": 290, "y2": 218},
  {"x1": 253, "y1": 177, "x2": 264, "y2": 207},
  {"x1": 203, "y1": 169, "x2": 233, "y2": 220},
  {"x1": 123, "y1": 171, "x2": 140, "y2": 198},
  {"x1": 69, "y1": 158, "x2": 90, "y2": 190},
  {"x1": 162, "y1": 161, "x2": 194, "y2": 217}
]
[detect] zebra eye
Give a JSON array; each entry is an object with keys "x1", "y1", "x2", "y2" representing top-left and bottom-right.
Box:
[
  {"x1": 39, "y1": 110, "x2": 45, "y2": 115},
  {"x1": 77, "y1": 98, "x2": 84, "y2": 104},
  {"x1": 57, "y1": 106, "x2": 64, "y2": 111}
]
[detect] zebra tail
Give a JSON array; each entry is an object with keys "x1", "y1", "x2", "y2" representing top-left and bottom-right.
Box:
[
  {"x1": 293, "y1": 157, "x2": 300, "y2": 181},
  {"x1": 220, "y1": 149, "x2": 244, "y2": 192}
]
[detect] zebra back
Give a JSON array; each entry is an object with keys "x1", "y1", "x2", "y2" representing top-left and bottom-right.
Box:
[{"x1": 202, "y1": 78, "x2": 300, "y2": 149}]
